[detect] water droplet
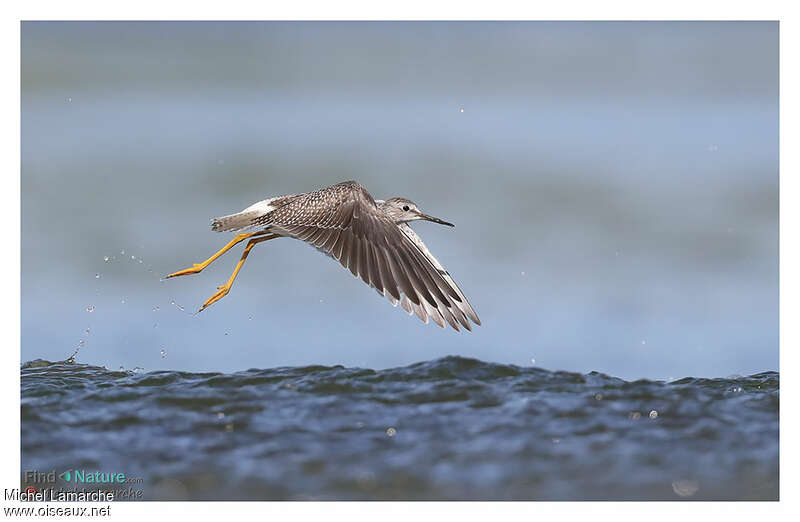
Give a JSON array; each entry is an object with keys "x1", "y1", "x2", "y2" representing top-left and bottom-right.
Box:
[
  {"x1": 67, "y1": 96, "x2": 72, "y2": 102},
  {"x1": 152, "y1": 306, "x2": 159, "y2": 312},
  {"x1": 319, "y1": 299, "x2": 324, "y2": 303},
  {"x1": 386, "y1": 427, "x2": 396, "y2": 437},
  {"x1": 530, "y1": 358, "x2": 536, "y2": 365},
  {"x1": 86, "y1": 305, "x2": 95, "y2": 313},
  {"x1": 131, "y1": 255, "x2": 136, "y2": 260},
  {"x1": 248, "y1": 316, "x2": 253, "y2": 321},
  {"x1": 120, "y1": 250, "x2": 125, "y2": 255},
  {"x1": 138, "y1": 259, "x2": 143, "y2": 264},
  {"x1": 95, "y1": 273, "x2": 101, "y2": 279},
  {"x1": 641, "y1": 339, "x2": 646, "y2": 345},
  {"x1": 121, "y1": 298, "x2": 126, "y2": 304},
  {"x1": 649, "y1": 410, "x2": 658, "y2": 419},
  {"x1": 628, "y1": 411, "x2": 641, "y2": 420},
  {"x1": 459, "y1": 107, "x2": 465, "y2": 113},
  {"x1": 224, "y1": 332, "x2": 229, "y2": 336},
  {"x1": 85, "y1": 328, "x2": 90, "y2": 335},
  {"x1": 594, "y1": 393, "x2": 603, "y2": 401},
  {"x1": 552, "y1": 438, "x2": 561, "y2": 444},
  {"x1": 160, "y1": 348, "x2": 167, "y2": 358},
  {"x1": 671, "y1": 479, "x2": 699, "y2": 497},
  {"x1": 78, "y1": 340, "x2": 85, "y2": 346},
  {"x1": 521, "y1": 271, "x2": 526, "y2": 276},
  {"x1": 355, "y1": 421, "x2": 364, "y2": 429},
  {"x1": 103, "y1": 256, "x2": 110, "y2": 263},
  {"x1": 216, "y1": 412, "x2": 225, "y2": 419}
]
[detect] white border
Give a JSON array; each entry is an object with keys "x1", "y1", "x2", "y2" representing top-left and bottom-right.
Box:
[{"x1": 3, "y1": 2, "x2": 793, "y2": 519}]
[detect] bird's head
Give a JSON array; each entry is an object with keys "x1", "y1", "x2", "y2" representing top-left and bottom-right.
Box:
[{"x1": 377, "y1": 197, "x2": 454, "y2": 227}]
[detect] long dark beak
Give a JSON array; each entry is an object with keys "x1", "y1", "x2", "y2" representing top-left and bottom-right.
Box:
[{"x1": 418, "y1": 212, "x2": 455, "y2": 227}]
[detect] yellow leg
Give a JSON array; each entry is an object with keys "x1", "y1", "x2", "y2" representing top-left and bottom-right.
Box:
[
  {"x1": 198, "y1": 235, "x2": 278, "y2": 312},
  {"x1": 166, "y1": 231, "x2": 273, "y2": 279}
]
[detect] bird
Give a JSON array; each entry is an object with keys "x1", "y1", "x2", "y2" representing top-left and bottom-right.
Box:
[{"x1": 166, "y1": 180, "x2": 480, "y2": 331}]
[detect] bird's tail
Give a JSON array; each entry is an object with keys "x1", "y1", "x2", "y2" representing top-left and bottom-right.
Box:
[{"x1": 210, "y1": 211, "x2": 261, "y2": 232}]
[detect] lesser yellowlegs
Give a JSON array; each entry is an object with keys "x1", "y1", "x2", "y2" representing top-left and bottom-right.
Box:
[{"x1": 166, "y1": 181, "x2": 480, "y2": 331}]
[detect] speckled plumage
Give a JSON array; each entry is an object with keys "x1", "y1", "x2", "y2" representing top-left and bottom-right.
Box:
[{"x1": 209, "y1": 180, "x2": 480, "y2": 331}]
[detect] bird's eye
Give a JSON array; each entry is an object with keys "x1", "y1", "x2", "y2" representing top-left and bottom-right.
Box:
[{"x1": 402, "y1": 205, "x2": 410, "y2": 211}]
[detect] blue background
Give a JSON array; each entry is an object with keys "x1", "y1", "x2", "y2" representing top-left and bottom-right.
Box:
[{"x1": 21, "y1": 21, "x2": 778, "y2": 379}]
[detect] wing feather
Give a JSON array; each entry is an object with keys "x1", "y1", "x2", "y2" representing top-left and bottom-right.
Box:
[
  {"x1": 322, "y1": 229, "x2": 340, "y2": 253},
  {"x1": 333, "y1": 230, "x2": 347, "y2": 261},
  {"x1": 397, "y1": 224, "x2": 481, "y2": 326},
  {"x1": 376, "y1": 246, "x2": 400, "y2": 301},
  {"x1": 262, "y1": 181, "x2": 479, "y2": 331},
  {"x1": 348, "y1": 235, "x2": 360, "y2": 278},
  {"x1": 385, "y1": 248, "x2": 419, "y2": 305}
]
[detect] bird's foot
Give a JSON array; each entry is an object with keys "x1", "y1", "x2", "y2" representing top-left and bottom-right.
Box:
[
  {"x1": 166, "y1": 263, "x2": 204, "y2": 279},
  {"x1": 198, "y1": 285, "x2": 231, "y2": 313}
]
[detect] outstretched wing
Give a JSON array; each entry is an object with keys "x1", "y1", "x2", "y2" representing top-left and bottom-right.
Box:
[
  {"x1": 395, "y1": 223, "x2": 481, "y2": 329},
  {"x1": 263, "y1": 181, "x2": 480, "y2": 331}
]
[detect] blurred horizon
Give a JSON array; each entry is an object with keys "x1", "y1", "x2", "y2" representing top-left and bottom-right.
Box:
[{"x1": 21, "y1": 21, "x2": 778, "y2": 379}]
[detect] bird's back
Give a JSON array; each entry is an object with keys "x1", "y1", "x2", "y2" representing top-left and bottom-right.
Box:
[
  {"x1": 255, "y1": 180, "x2": 376, "y2": 230},
  {"x1": 210, "y1": 181, "x2": 372, "y2": 233}
]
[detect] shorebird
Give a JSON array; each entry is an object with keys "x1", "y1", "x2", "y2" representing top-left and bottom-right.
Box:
[{"x1": 166, "y1": 181, "x2": 480, "y2": 331}]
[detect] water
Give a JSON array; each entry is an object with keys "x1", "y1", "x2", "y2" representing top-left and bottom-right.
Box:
[{"x1": 21, "y1": 357, "x2": 778, "y2": 500}]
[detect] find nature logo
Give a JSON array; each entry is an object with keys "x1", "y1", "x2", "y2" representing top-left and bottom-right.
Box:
[{"x1": 57, "y1": 469, "x2": 126, "y2": 484}]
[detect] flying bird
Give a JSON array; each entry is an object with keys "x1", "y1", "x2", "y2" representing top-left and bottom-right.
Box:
[{"x1": 166, "y1": 181, "x2": 480, "y2": 331}]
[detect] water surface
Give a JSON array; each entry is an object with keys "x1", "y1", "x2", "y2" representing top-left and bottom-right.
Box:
[{"x1": 21, "y1": 357, "x2": 778, "y2": 500}]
